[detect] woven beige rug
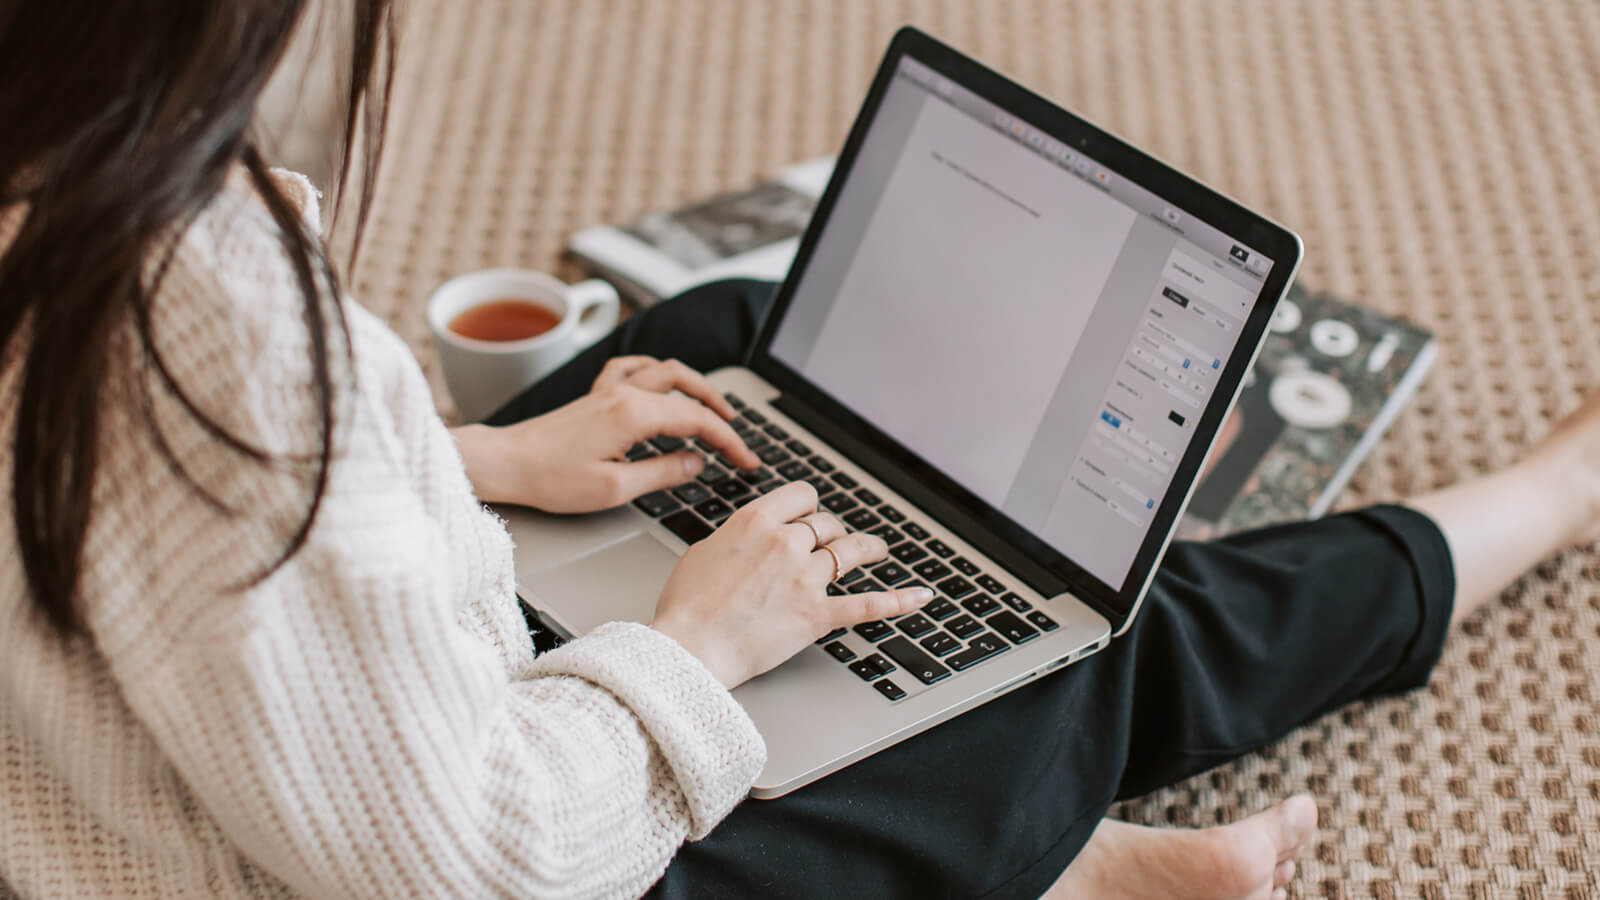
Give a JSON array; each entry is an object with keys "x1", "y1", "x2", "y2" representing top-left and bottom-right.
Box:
[{"x1": 343, "y1": 1, "x2": 1600, "y2": 896}]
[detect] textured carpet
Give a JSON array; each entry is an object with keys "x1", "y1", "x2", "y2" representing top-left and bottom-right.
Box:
[{"x1": 345, "y1": 1, "x2": 1600, "y2": 896}]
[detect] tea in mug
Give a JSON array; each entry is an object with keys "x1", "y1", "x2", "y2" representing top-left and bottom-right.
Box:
[{"x1": 448, "y1": 299, "x2": 561, "y2": 342}]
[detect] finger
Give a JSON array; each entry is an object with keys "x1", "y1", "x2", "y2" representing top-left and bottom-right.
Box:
[
  {"x1": 624, "y1": 390, "x2": 759, "y2": 469},
  {"x1": 835, "y1": 586, "x2": 934, "y2": 627},
  {"x1": 625, "y1": 359, "x2": 739, "y2": 419},
  {"x1": 605, "y1": 452, "x2": 706, "y2": 502},
  {"x1": 737, "y1": 480, "x2": 819, "y2": 526},
  {"x1": 789, "y1": 512, "x2": 846, "y2": 549},
  {"x1": 814, "y1": 532, "x2": 890, "y2": 577},
  {"x1": 593, "y1": 355, "x2": 657, "y2": 392}
]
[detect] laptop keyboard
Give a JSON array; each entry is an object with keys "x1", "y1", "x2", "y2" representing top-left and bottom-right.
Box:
[{"x1": 629, "y1": 392, "x2": 1059, "y2": 702}]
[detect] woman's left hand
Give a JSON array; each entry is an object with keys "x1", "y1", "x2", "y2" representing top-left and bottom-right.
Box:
[{"x1": 451, "y1": 356, "x2": 761, "y2": 514}]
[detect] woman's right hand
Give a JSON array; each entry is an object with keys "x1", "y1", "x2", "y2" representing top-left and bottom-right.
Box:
[{"x1": 651, "y1": 482, "x2": 934, "y2": 689}]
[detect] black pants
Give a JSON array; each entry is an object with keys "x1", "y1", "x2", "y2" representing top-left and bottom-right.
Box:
[{"x1": 488, "y1": 280, "x2": 1456, "y2": 900}]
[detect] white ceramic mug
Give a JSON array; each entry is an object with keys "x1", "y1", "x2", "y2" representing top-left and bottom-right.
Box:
[{"x1": 428, "y1": 268, "x2": 620, "y2": 421}]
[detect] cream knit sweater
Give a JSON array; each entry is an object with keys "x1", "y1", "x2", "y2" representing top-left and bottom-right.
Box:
[{"x1": 0, "y1": 172, "x2": 765, "y2": 899}]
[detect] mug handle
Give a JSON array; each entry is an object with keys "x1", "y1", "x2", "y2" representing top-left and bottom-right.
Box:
[{"x1": 567, "y1": 278, "x2": 622, "y2": 349}]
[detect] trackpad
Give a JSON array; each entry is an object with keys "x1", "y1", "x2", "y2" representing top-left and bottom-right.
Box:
[{"x1": 530, "y1": 532, "x2": 681, "y2": 635}]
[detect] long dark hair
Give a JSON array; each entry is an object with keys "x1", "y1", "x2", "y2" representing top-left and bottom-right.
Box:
[{"x1": 0, "y1": 1, "x2": 394, "y2": 635}]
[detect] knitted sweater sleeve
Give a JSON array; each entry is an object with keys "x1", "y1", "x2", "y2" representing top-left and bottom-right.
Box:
[{"x1": 82, "y1": 180, "x2": 764, "y2": 899}]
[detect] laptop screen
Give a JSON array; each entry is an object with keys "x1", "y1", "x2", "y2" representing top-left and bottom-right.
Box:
[{"x1": 769, "y1": 57, "x2": 1276, "y2": 589}]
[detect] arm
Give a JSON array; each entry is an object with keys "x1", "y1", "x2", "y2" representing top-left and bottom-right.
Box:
[{"x1": 107, "y1": 457, "x2": 764, "y2": 900}]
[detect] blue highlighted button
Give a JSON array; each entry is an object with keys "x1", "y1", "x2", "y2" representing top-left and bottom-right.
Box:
[{"x1": 1099, "y1": 411, "x2": 1122, "y2": 428}]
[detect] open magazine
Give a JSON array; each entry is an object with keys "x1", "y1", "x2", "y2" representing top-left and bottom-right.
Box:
[{"x1": 567, "y1": 161, "x2": 1437, "y2": 536}]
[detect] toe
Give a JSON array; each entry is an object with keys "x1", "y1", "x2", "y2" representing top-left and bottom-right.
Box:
[
  {"x1": 1274, "y1": 859, "x2": 1296, "y2": 888},
  {"x1": 1271, "y1": 795, "x2": 1318, "y2": 861}
]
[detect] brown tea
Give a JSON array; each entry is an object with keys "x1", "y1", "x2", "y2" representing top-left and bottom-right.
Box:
[{"x1": 449, "y1": 299, "x2": 561, "y2": 341}]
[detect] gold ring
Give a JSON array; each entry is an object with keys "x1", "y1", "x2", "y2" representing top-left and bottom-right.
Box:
[
  {"x1": 820, "y1": 544, "x2": 842, "y2": 584},
  {"x1": 798, "y1": 517, "x2": 823, "y2": 550}
]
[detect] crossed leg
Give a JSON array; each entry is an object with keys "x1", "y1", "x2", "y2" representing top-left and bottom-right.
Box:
[{"x1": 1042, "y1": 391, "x2": 1600, "y2": 899}]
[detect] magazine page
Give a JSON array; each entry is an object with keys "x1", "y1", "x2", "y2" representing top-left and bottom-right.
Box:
[{"x1": 1177, "y1": 284, "x2": 1437, "y2": 538}]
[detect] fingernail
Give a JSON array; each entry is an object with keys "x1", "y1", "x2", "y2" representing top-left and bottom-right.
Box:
[
  {"x1": 910, "y1": 587, "x2": 933, "y2": 604},
  {"x1": 682, "y1": 455, "x2": 703, "y2": 476}
]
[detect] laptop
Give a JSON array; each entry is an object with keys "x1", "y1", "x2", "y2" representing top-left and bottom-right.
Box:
[{"x1": 501, "y1": 27, "x2": 1302, "y2": 798}]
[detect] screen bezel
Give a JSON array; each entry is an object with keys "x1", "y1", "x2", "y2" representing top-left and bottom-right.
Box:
[{"x1": 747, "y1": 26, "x2": 1302, "y2": 631}]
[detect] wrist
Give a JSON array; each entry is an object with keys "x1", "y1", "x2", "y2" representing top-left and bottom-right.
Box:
[
  {"x1": 450, "y1": 423, "x2": 519, "y2": 504},
  {"x1": 650, "y1": 616, "x2": 742, "y2": 689}
]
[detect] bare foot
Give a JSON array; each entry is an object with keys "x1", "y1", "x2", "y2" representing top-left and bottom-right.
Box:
[{"x1": 1041, "y1": 795, "x2": 1317, "y2": 900}]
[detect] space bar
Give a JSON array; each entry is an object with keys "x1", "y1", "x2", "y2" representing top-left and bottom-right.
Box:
[{"x1": 660, "y1": 510, "x2": 714, "y2": 545}]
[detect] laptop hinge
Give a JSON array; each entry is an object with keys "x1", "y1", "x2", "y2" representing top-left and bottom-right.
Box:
[{"x1": 772, "y1": 393, "x2": 1117, "y2": 624}]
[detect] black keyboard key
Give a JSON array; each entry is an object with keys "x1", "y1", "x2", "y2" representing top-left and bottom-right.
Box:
[
  {"x1": 808, "y1": 456, "x2": 835, "y2": 473},
  {"x1": 823, "y1": 640, "x2": 856, "y2": 662},
  {"x1": 831, "y1": 472, "x2": 859, "y2": 490},
  {"x1": 694, "y1": 498, "x2": 734, "y2": 521},
  {"x1": 843, "y1": 508, "x2": 881, "y2": 531},
  {"x1": 821, "y1": 492, "x2": 858, "y2": 514},
  {"x1": 742, "y1": 432, "x2": 770, "y2": 451},
  {"x1": 951, "y1": 556, "x2": 981, "y2": 576},
  {"x1": 671, "y1": 482, "x2": 712, "y2": 505},
  {"x1": 626, "y1": 443, "x2": 656, "y2": 461},
  {"x1": 854, "y1": 488, "x2": 882, "y2": 506},
  {"x1": 847, "y1": 578, "x2": 885, "y2": 594},
  {"x1": 878, "y1": 504, "x2": 906, "y2": 524},
  {"x1": 659, "y1": 510, "x2": 713, "y2": 544},
  {"x1": 976, "y1": 574, "x2": 1007, "y2": 595},
  {"x1": 872, "y1": 561, "x2": 911, "y2": 586},
  {"x1": 731, "y1": 418, "x2": 753, "y2": 436},
  {"x1": 1001, "y1": 591, "x2": 1032, "y2": 612},
  {"x1": 961, "y1": 593, "x2": 1001, "y2": 617},
  {"x1": 937, "y1": 575, "x2": 976, "y2": 600},
  {"x1": 919, "y1": 631, "x2": 960, "y2": 657},
  {"x1": 776, "y1": 460, "x2": 812, "y2": 481},
  {"x1": 742, "y1": 409, "x2": 766, "y2": 425},
  {"x1": 756, "y1": 479, "x2": 785, "y2": 494},
  {"x1": 925, "y1": 539, "x2": 955, "y2": 558},
  {"x1": 895, "y1": 613, "x2": 936, "y2": 638},
  {"x1": 826, "y1": 584, "x2": 846, "y2": 596},
  {"x1": 912, "y1": 559, "x2": 952, "y2": 581},
  {"x1": 890, "y1": 542, "x2": 928, "y2": 564},
  {"x1": 732, "y1": 494, "x2": 758, "y2": 508},
  {"x1": 837, "y1": 567, "x2": 865, "y2": 585},
  {"x1": 785, "y1": 439, "x2": 813, "y2": 457},
  {"x1": 815, "y1": 627, "x2": 848, "y2": 645},
  {"x1": 873, "y1": 679, "x2": 907, "y2": 702},
  {"x1": 756, "y1": 445, "x2": 790, "y2": 466},
  {"x1": 648, "y1": 435, "x2": 687, "y2": 453},
  {"x1": 946, "y1": 614, "x2": 983, "y2": 639},
  {"x1": 848, "y1": 659, "x2": 886, "y2": 681},
  {"x1": 923, "y1": 597, "x2": 959, "y2": 620},
  {"x1": 902, "y1": 521, "x2": 931, "y2": 541},
  {"x1": 986, "y1": 610, "x2": 1040, "y2": 645},
  {"x1": 737, "y1": 466, "x2": 773, "y2": 484},
  {"x1": 947, "y1": 632, "x2": 1010, "y2": 671},
  {"x1": 725, "y1": 392, "x2": 745, "y2": 409},
  {"x1": 713, "y1": 479, "x2": 752, "y2": 499},
  {"x1": 854, "y1": 620, "x2": 894, "y2": 642},
  {"x1": 878, "y1": 637, "x2": 952, "y2": 685},
  {"x1": 697, "y1": 464, "x2": 731, "y2": 484},
  {"x1": 763, "y1": 424, "x2": 790, "y2": 440},
  {"x1": 804, "y1": 475, "x2": 836, "y2": 497},
  {"x1": 1026, "y1": 610, "x2": 1059, "y2": 632},
  {"x1": 870, "y1": 524, "x2": 906, "y2": 546},
  {"x1": 633, "y1": 491, "x2": 680, "y2": 517}
]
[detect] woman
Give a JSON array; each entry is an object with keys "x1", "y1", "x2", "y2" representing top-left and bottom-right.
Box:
[{"x1": 2, "y1": 3, "x2": 1593, "y2": 898}]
